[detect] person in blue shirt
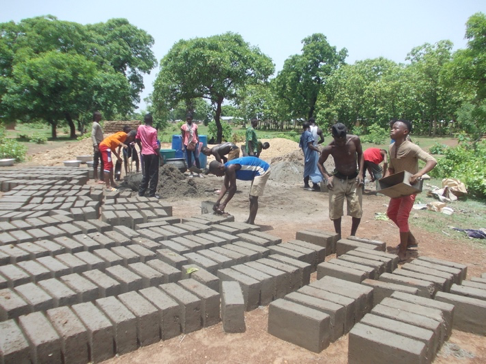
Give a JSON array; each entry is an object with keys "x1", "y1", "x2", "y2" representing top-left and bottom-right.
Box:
[{"x1": 207, "y1": 156, "x2": 271, "y2": 224}]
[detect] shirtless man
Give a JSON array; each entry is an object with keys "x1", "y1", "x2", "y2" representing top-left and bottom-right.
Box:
[
  {"x1": 201, "y1": 142, "x2": 240, "y2": 163},
  {"x1": 317, "y1": 123, "x2": 364, "y2": 238}
]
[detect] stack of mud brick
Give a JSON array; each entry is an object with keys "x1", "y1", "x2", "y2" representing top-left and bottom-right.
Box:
[{"x1": 103, "y1": 120, "x2": 141, "y2": 134}]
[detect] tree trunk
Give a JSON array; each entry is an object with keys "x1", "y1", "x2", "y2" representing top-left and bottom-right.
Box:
[
  {"x1": 215, "y1": 98, "x2": 223, "y2": 143},
  {"x1": 65, "y1": 113, "x2": 76, "y2": 139},
  {"x1": 49, "y1": 120, "x2": 57, "y2": 139}
]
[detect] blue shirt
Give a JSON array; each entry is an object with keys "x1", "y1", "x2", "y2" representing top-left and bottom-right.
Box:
[{"x1": 225, "y1": 156, "x2": 270, "y2": 181}]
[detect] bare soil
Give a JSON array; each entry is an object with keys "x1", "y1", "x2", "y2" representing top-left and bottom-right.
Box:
[{"x1": 14, "y1": 137, "x2": 486, "y2": 364}]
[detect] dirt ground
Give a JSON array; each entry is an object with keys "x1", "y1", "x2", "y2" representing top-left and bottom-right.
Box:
[{"x1": 12, "y1": 136, "x2": 486, "y2": 364}]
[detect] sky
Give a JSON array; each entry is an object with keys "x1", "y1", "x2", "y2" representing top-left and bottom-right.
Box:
[{"x1": 2, "y1": 0, "x2": 485, "y2": 110}]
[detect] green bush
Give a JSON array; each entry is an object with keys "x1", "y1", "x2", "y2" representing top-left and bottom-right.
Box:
[
  {"x1": 360, "y1": 123, "x2": 387, "y2": 144},
  {"x1": 0, "y1": 138, "x2": 27, "y2": 162},
  {"x1": 430, "y1": 140, "x2": 486, "y2": 199},
  {"x1": 30, "y1": 133, "x2": 47, "y2": 144},
  {"x1": 232, "y1": 131, "x2": 245, "y2": 143},
  {"x1": 208, "y1": 121, "x2": 232, "y2": 142},
  {"x1": 77, "y1": 133, "x2": 91, "y2": 141},
  {"x1": 429, "y1": 142, "x2": 448, "y2": 155},
  {"x1": 17, "y1": 133, "x2": 30, "y2": 141}
]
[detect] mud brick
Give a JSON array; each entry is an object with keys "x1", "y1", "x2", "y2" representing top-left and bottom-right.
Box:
[
  {"x1": 171, "y1": 236, "x2": 202, "y2": 251},
  {"x1": 0, "y1": 232, "x2": 16, "y2": 245},
  {"x1": 60, "y1": 273, "x2": 99, "y2": 302},
  {"x1": 0, "y1": 274, "x2": 6, "y2": 290},
  {"x1": 53, "y1": 236, "x2": 84, "y2": 253},
  {"x1": 16, "y1": 260, "x2": 52, "y2": 282},
  {"x1": 37, "y1": 256, "x2": 70, "y2": 278},
  {"x1": 160, "y1": 282, "x2": 202, "y2": 334},
  {"x1": 329, "y1": 257, "x2": 377, "y2": 279},
  {"x1": 211, "y1": 246, "x2": 247, "y2": 265},
  {"x1": 74, "y1": 251, "x2": 106, "y2": 271},
  {"x1": 110, "y1": 246, "x2": 140, "y2": 265},
  {"x1": 296, "y1": 229, "x2": 338, "y2": 255},
  {"x1": 55, "y1": 253, "x2": 88, "y2": 274},
  {"x1": 0, "y1": 319, "x2": 31, "y2": 364},
  {"x1": 101, "y1": 210, "x2": 117, "y2": 225},
  {"x1": 336, "y1": 238, "x2": 382, "y2": 257},
  {"x1": 181, "y1": 217, "x2": 210, "y2": 225},
  {"x1": 70, "y1": 207, "x2": 85, "y2": 221},
  {"x1": 312, "y1": 276, "x2": 373, "y2": 320},
  {"x1": 450, "y1": 283, "x2": 486, "y2": 301},
  {"x1": 270, "y1": 244, "x2": 313, "y2": 267},
  {"x1": 381, "y1": 297, "x2": 448, "y2": 340},
  {"x1": 104, "y1": 230, "x2": 132, "y2": 246},
  {"x1": 13, "y1": 281, "x2": 52, "y2": 314},
  {"x1": 113, "y1": 225, "x2": 140, "y2": 240},
  {"x1": 286, "y1": 240, "x2": 325, "y2": 267},
  {"x1": 126, "y1": 244, "x2": 156, "y2": 262},
  {"x1": 224, "y1": 243, "x2": 260, "y2": 262},
  {"x1": 117, "y1": 291, "x2": 160, "y2": 346},
  {"x1": 136, "y1": 221, "x2": 168, "y2": 229},
  {"x1": 401, "y1": 263, "x2": 454, "y2": 291},
  {"x1": 260, "y1": 257, "x2": 304, "y2": 291},
  {"x1": 9, "y1": 229, "x2": 35, "y2": 244},
  {"x1": 435, "y1": 291, "x2": 486, "y2": 335},
  {"x1": 184, "y1": 252, "x2": 219, "y2": 274},
  {"x1": 178, "y1": 278, "x2": 220, "y2": 327},
  {"x1": 393, "y1": 269, "x2": 447, "y2": 293},
  {"x1": 0, "y1": 265, "x2": 31, "y2": 287},
  {"x1": 25, "y1": 228, "x2": 51, "y2": 241},
  {"x1": 286, "y1": 291, "x2": 345, "y2": 342},
  {"x1": 50, "y1": 214, "x2": 74, "y2": 224},
  {"x1": 0, "y1": 245, "x2": 30, "y2": 264},
  {"x1": 129, "y1": 210, "x2": 145, "y2": 226},
  {"x1": 0, "y1": 251, "x2": 9, "y2": 266},
  {"x1": 232, "y1": 264, "x2": 274, "y2": 305},
  {"x1": 245, "y1": 260, "x2": 288, "y2": 298},
  {"x1": 39, "y1": 216, "x2": 59, "y2": 226},
  {"x1": 57, "y1": 223, "x2": 83, "y2": 237},
  {"x1": 418, "y1": 256, "x2": 467, "y2": 282},
  {"x1": 218, "y1": 268, "x2": 260, "y2": 310},
  {"x1": 145, "y1": 259, "x2": 179, "y2": 283},
  {"x1": 71, "y1": 234, "x2": 100, "y2": 252},
  {"x1": 72, "y1": 221, "x2": 99, "y2": 234},
  {"x1": 234, "y1": 241, "x2": 270, "y2": 258},
  {"x1": 198, "y1": 249, "x2": 234, "y2": 268},
  {"x1": 0, "y1": 221, "x2": 17, "y2": 232},
  {"x1": 159, "y1": 240, "x2": 191, "y2": 255},
  {"x1": 82, "y1": 269, "x2": 121, "y2": 298},
  {"x1": 347, "y1": 249, "x2": 395, "y2": 273},
  {"x1": 17, "y1": 243, "x2": 49, "y2": 259},
  {"x1": 137, "y1": 228, "x2": 164, "y2": 242},
  {"x1": 71, "y1": 302, "x2": 115, "y2": 363},
  {"x1": 38, "y1": 279, "x2": 78, "y2": 307},
  {"x1": 79, "y1": 207, "x2": 98, "y2": 221},
  {"x1": 268, "y1": 254, "x2": 312, "y2": 286},
  {"x1": 210, "y1": 224, "x2": 240, "y2": 235},
  {"x1": 340, "y1": 254, "x2": 385, "y2": 276},
  {"x1": 221, "y1": 281, "x2": 245, "y2": 333},
  {"x1": 196, "y1": 232, "x2": 226, "y2": 246},
  {"x1": 0, "y1": 288, "x2": 30, "y2": 320},
  {"x1": 41, "y1": 225, "x2": 67, "y2": 239},
  {"x1": 379, "y1": 272, "x2": 436, "y2": 298},
  {"x1": 106, "y1": 265, "x2": 144, "y2": 293},
  {"x1": 34, "y1": 239, "x2": 65, "y2": 256},
  {"x1": 348, "y1": 322, "x2": 428, "y2": 364},
  {"x1": 87, "y1": 219, "x2": 111, "y2": 233},
  {"x1": 19, "y1": 311, "x2": 62, "y2": 364},
  {"x1": 138, "y1": 287, "x2": 181, "y2": 340},
  {"x1": 181, "y1": 264, "x2": 219, "y2": 291},
  {"x1": 96, "y1": 297, "x2": 138, "y2": 356},
  {"x1": 236, "y1": 232, "x2": 271, "y2": 247},
  {"x1": 46, "y1": 306, "x2": 89, "y2": 364},
  {"x1": 151, "y1": 226, "x2": 179, "y2": 240},
  {"x1": 317, "y1": 261, "x2": 368, "y2": 283},
  {"x1": 154, "y1": 249, "x2": 187, "y2": 270},
  {"x1": 128, "y1": 262, "x2": 164, "y2": 288},
  {"x1": 269, "y1": 298, "x2": 330, "y2": 353},
  {"x1": 10, "y1": 220, "x2": 32, "y2": 230},
  {"x1": 411, "y1": 260, "x2": 461, "y2": 285},
  {"x1": 152, "y1": 208, "x2": 170, "y2": 218},
  {"x1": 182, "y1": 221, "x2": 211, "y2": 233},
  {"x1": 132, "y1": 238, "x2": 161, "y2": 251},
  {"x1": 346, "y1": 236, "x2": 386, "y2": 251},
  {"x1": 462, "y1": 280, "x2": 486, "y2": 290},
  {"x1": 170, "y1": 223, "x2": 201, "y2": 235},
  {"x1": 92, "y1": 248, "x2": 123, "y2": 268},
  {"x1": 480, "y1": 274, "x2": 486, "y2": 280},
  {"x1": 87, "y1": 232, "x2": 117, "y2": 249},
  {"x1": 139, "y1": 209, "x2": 157, "y2": 221}
]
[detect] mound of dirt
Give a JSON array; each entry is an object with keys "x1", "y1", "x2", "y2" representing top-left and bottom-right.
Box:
[{"x1": 269, "y1": 161, "x2": 304, "y2": 184}]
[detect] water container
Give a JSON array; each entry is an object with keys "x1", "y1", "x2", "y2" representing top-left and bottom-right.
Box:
[
  {"x1": 171, "y1": 135, "x2": 183, "y2": 158},
  {"x1": 159, "y1": 149, "x2": 176, "y2": 163},
  {"x1": 198, "y1": 135, "x2": 208, "y2": 168}
]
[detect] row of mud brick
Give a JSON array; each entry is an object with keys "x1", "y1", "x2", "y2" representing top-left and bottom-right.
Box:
[{"x1": 263, "y1": 230, "x2": 486, "y2": 363}]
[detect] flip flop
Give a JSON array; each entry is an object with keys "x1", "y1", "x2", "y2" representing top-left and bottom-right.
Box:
[{"x1": 97, "y1": 180, "x2": 105, "y2": 184}]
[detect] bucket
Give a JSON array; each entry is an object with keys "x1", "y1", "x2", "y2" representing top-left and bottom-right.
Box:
[
  {"x1": 160, "y1": 149, "x2": 176, "y2": 163},
  {"x1": 198, "y1": 135, "x2": 208, "y2": 169},
  {"x1": 172, "y1": 135, "x2": 183, "y2": 158}
]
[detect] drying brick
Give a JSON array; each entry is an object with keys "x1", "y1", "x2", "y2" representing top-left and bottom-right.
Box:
[
  {"x1": 0, "y1": 288, "x2": 30, "y2": 320},
  {"x1": 15, "y1": 282, "x2": 54, "y2": 312},
  {"x1": 60, "y1": 273, "x2": 99, "y2": 303},
  {"x1": 221, "y1": 281, "x2": 245, "y2": 333},
  {"x1": 105, "y1": 265, "x2": 143, "y2": 293},
  {"x1": 0, "y1": 319, "x2": 31, "y2": 364},
  {"x1": 179, "y1": 278, "x2": 220, "y2": 327}
]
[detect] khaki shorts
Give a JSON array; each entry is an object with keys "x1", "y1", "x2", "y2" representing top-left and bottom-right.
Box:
[
  {"x1": 249, "y1": 169, "x2": 271, "y2": 197},
  {"x1": 329, "y1": 177, "x2": 363, "y2": 219},
  {"x1": 228, "y1": 147, "x2": 240, "y2": 161}
]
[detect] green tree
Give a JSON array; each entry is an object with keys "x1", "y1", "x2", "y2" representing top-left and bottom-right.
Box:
[
  {"x1": 275, "y1": 33, "x2": 347, "y2": 121},
  {"x1": 152, "y1": 32, "x2": 274, "y2": 143}
]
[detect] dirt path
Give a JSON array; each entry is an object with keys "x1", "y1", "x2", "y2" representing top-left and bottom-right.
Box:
[{"x1": 13, "y1": 136, "x2": 486, "y2": 364}]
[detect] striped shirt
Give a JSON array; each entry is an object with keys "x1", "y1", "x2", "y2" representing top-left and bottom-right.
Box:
[{"x1": 226, "y1": 156, "x2": 270, "y2": 181}]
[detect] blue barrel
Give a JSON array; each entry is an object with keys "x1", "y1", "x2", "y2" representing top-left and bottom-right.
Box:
[
  {"x1": 171, "y1": 135, "x2": 183, "y2": 158},
  {"x1": 198, "y1": 135, "x2": 208, "y2": 168}
]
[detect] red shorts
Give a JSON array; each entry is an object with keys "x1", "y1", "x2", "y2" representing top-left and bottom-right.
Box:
[
  {"x1": 99, "y1": 144, "x2": 113, "y2": 172},
  {"x1": 386, "y1": 194, "x2": 416, "y2": 232}
]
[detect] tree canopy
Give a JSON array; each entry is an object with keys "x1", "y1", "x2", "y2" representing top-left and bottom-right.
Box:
[
  {"x1": 152, "y1": 32, "x2": 274, "y2": 143},
  {"x1": 0, "y1": 15, "x2": 156, "y2": 138}
]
